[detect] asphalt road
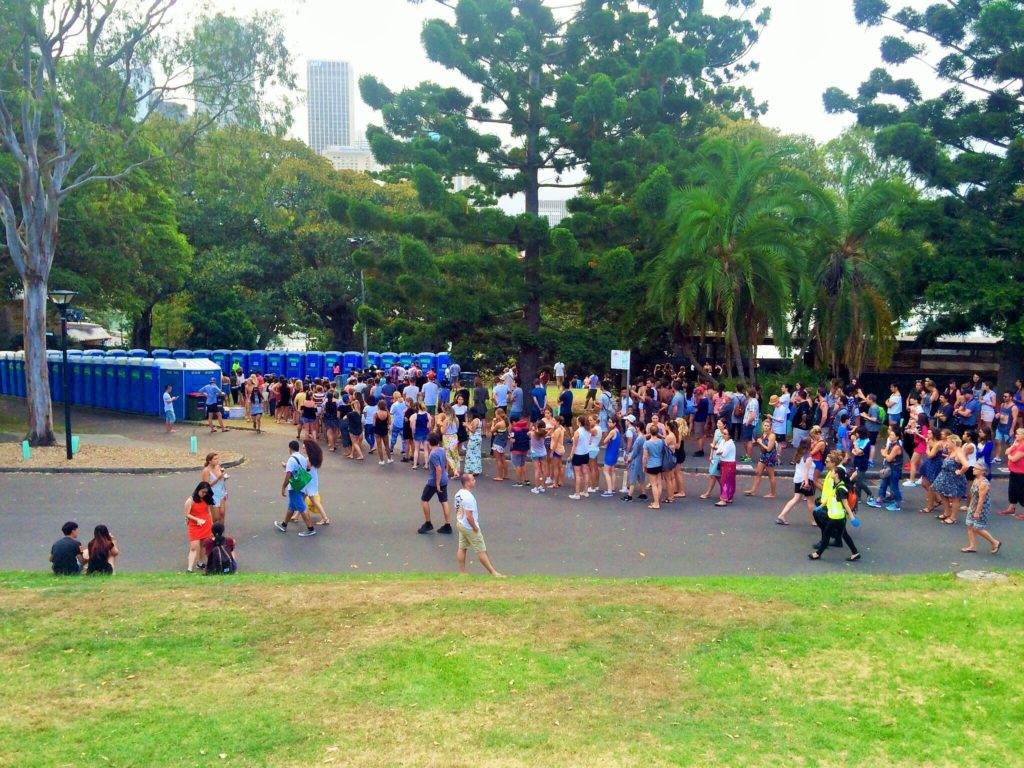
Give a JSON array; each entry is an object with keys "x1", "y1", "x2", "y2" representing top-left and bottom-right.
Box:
[{"x1": 2, "y1": 408, "x2": 1020, "y2": 578}]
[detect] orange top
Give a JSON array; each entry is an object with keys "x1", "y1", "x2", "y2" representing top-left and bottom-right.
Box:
[{"x1": 188, "y1": 501, "x2": 213, "y2": 542}]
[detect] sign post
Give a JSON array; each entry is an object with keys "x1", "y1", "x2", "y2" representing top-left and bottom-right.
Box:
[{"x1": 611, "y1": 349, "x2": 631, "y2": 406}]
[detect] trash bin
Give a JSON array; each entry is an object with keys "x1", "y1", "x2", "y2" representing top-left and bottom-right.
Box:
[{"x1": 186, "y1": 393, "x2": 207, "y2": 421}]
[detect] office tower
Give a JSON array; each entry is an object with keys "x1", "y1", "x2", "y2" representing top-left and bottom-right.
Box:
[{"x1": 307, "y1": 59, "x2": 355, "y2": 152}]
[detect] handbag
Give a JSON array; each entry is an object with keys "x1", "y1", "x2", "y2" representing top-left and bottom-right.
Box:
[
  {"x1": 288, "y1": 464, "x2": 312, "y2": 492},
  {"x1": 879, "y1": 465, "x2": 891, "y2": 480}
]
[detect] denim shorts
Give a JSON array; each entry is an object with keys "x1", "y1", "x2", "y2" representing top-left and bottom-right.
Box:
[
  {"x1": 287, "y1": 489, "x2": 306, "y2": 512},
  {"x1": 165, "y1": 409, "x2": 176, "y2": 424},
  {"x1": 510, "y1": 452, "x2": 526, "y2": 468}
]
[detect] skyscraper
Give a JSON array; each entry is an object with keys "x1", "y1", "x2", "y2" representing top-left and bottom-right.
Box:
[{"x1": 307, "y1": 59, "x2": 355, "y2": 153}]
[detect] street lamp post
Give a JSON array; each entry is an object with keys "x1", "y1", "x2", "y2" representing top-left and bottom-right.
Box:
[
  {"x1": 48, "y1": 289, "x2": 77, "y2": 460},
  {"x1": 348, "y1": 236, "x2": 372, "y2": 368}
]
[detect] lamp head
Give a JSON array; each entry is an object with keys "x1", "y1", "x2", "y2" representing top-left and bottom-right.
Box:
[{"x1": 48, "y1": 289, "x2": 77, "y2": 307}]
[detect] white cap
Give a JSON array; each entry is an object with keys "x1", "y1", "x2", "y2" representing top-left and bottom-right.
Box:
[{"x1": 624, "y1": 414, "x2": 636, "y2": 423}]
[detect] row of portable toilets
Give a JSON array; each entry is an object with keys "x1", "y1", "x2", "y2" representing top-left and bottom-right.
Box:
[{"x1": 0, "y1": 349, "x2": 453, "y2": 421}]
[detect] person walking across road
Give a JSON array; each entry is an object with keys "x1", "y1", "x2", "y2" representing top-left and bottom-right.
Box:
[{"x1": 454, "y1": 474, "x2": 504, "y2": 577}]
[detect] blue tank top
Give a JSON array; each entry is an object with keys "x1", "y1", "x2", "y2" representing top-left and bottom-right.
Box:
[
  {"x1": 604, "y1": 431, "x2": 621, "y2": 463},
  {"x1": 645, "y1": 438, "x2": 665, "y2": 468}
]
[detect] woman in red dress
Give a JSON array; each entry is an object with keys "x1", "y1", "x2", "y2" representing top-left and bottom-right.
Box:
[{"x1": 184, "y1": 481, "x2": 214, "y2": 573}]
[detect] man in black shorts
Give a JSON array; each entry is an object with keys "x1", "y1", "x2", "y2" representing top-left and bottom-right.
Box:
[{"x1": 418, "y1": 433, "x2": 453, "y2": 534}]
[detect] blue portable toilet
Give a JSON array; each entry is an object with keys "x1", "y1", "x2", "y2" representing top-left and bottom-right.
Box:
[
  {"x1": 265, "y1": 350, "x2": 285, "y2": 377},
  {"x1": 83, "y1": 349, "x2": 105, "y2": 361},
  {"x1": 0, "y1": 351, "x2": 10, "y2": 395},
  {"x1": 45, "y1": 352, "x2": 60, "y2": 401},
  {"x1": 113, "y1": 359, "x2": 129, "y2": 411},
  {"x1": 437, "y1": 352, "x2": 453, "y2": 374},
  {"x1": 343, "y1": 351, "x2": 361, "y2": 374},
  {"x1": 211, "y1": 349, "x2": 230, "y2": 375},
  {"x1": 366, "y1": 352, "x2": 382, "y2": 369},
  {"x1": 140, "y1": 359, "x2": 160, "y2": 414},
  {"x1": 81, "y1": 358, "x2": 96, "y2": 407},
  {"x1": 305, "y1": 351, "x2": 324, "y2": 380},
  {"x1": 127, "y1": 359, "x2": 147, "y2": 412},
  {"x1": 102, "y1": 356, "x2": 118, "y2": 409},
  {"x1": 247, "y1": 350, "x2": 267, "y2": 375},
  {"x1": 286, "y1": 351, "x2": 305, "y2": 380},
  {"x1": 324, "y1": 351, "x2": 342, "y2": 378},
  {"x1": 380, "y1": 352, "x2": 398, "y2": 371},
  {"x1": 67, "y1": 355, "x2": 84, "y2": 405},
  {"x1": 229, "y1": 350, "x2": 248, "y2": 376},
  {"x1": 397, "y1": 353, "x2": 414, "y2": 370},
  {"x1": 193, "y1": 349, "x2": 213, "y2": 363},
  {"x1": 172, "y1": 349, "x2": 193, "y2": 361},
  {"x1": 152, "y1": 349, "x2": 172, "y2": 360},
  {"x1": 417, "y1": 352, "x2": 437, "y2": 372},
  {"x1": 128, "y1": 348, "x2": 147, "y2": 359},
  {"x1": 107, "y1": 350, "x2": 127, "y2": 359},
  {"x1": 158, "y1": 358, "x2": 220, "y2": 422},
  {"x1": 92, "y1": 356, "x2": 106, "y2": 409}
]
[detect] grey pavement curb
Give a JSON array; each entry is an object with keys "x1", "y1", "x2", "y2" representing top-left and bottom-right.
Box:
[{"x1": 0, "y1": 455, "x2": 245, "y2": 475}]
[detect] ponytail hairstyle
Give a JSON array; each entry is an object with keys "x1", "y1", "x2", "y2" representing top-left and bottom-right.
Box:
[{"x1": 211, "y1": 522, "x2": 226, "y2": 547}]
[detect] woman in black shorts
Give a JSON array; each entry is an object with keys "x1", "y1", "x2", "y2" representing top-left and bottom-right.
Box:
[
  {"x1": 373, "y1": 400, "x2": 392, "y2": 464},
  {"x1": 323, "y1": 392, "x2": 341, "y2": 452},
  {"x1": 346, "y1": 397, "x2": 365, "y2": 460}
]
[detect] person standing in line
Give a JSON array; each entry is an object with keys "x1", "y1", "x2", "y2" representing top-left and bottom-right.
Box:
[
  {"x1": 554, "y1": 360, "x2": 565, "y2": 389},
  {"x1": 809, "y1": 464, "x2": 860, "y2": 561},
  {"x1": 163, "y1": 385, "x2": 178, "y2": 433},
  {"x1": 509, "y1": 411, "x2": 531, "y2": 486},
  {"x1": 464, "y1": 408, "x2": 483, "y2": 476},
  {"x1": 493, "y1": 375, "x2": 510, "y2": 414},
  {"x1": 699, "y1": 418, "x2": 725, "y2": 500},
  {"x1": 454, "y1": 474, "x2": 505, "y2": 577},
  {"x1": 323, "y1": 392, "x2": 342, "y2": 452},
  {"x1": 530, "y1": 378, "x2": 546, "y2": 423},
  {"x1": 509, "y1": 378, "x2": 525, "y2": 422},
  {"x1": 622, "y1": 417, "x2": 647, "y2": 502},
  {"x1": 549, "y1": 413, "x2": 566, "y2": 488},
  {"x1": 373, "y1": 400, "x2": 393, "y2": 464},
  {"x1": 184, "y1": 482, "x2": 214, "y2": 572},
  {"x1": 643, "y1": 423, "x2": 666, "y2": 510},
  {"x1": 692, "y1": 386, "x2": 710, "y2": 457},
  {"x1": 418, "y1": 432, "x2": 453, "y2": 535},
  {"x1": 50, "y1": 521, "x2": 88, "y2": 575},
  {"x1": 714, "y1": 423, "x2": 737, "y2": 507},
  {"x1": 274, "y1": 440, "x2": 318, "y2": 537},
  {"x1": 568, "y1": 415, "x2": 593, "y2": 499},
  {"x1": 770, "y1": 394, "x2": 787, "y2": 452},
  {"x1": 346, "y1": 396, "x2": 365, "y2": 461},
  {"x1": 741, "y1": 386, "x2": 760, "y2": 462},
  {"x1": 200, "y1": 377, "x2": 226, "y2": 433},
  {"x1": 886, "y1": 382, "x2": 903, "y2": 429},
  {"x1": 421, "y1": 376, "x2": 439, "y2": 416},
  {"x1": 599, "y1": 416, "x2": 622, "y2": 497},
  {"x1": 995, "y1": 391, "x2": 1018, "y2": 464},
  {"x1": 86, "y1": 525, "x2": 119, "y2": 575},
  {"x1": 585, "y1": 372, "x2": 600, "y2": 409},
  {"x1": 447, "y1": 359, "x2": 462, "y2": 387},
  {"x1": 962, "y1": 472, "x2": 1002, "y2": 555},
  {"x1": 490, "y1": 407, "x2": 510, "y2": 481},
  {"x1": 997, "y1": 428, "x2": 1024, "y2": 517},
  {"x1": 929, "y1": 434, "x2": 968, "y2": 524},
  {"x1": 471, "y1": 376, "x2": 489, "y2": 422},
  {"x1": 528, "y1": 421, "x2": 549, "y2": 493},
  {"x1": 201, "y1": 452, "x2": 229, "y2": 525},
  {"x1": 558, "y1": 380, "x2": 574, "y2": 427},
  {"x1": 249, "y1": 378, "x2": 265, "y2": 434}
]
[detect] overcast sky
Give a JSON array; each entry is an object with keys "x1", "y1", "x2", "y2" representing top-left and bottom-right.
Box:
[{"x1": 182, "y1": 0, "x2": 937, "y2": 206}]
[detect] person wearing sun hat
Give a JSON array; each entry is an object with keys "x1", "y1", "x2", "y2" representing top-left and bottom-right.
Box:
[{"x1": 770, "y1": 393, "x2": 788, "y2": 451}]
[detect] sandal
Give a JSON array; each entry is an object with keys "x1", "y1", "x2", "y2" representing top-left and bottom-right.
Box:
[
  {"x1": 699, "y1": 493, "x2": 710, "y2": 499},
  {"x1": 960, "y1": 547, "x2": 977, "y2": 553},
  {"x1": 762, "y1": 494, "x2": 776, "y2": 499},
  {"x1": 775, "y1": 518, "x2": 789, "y2": 526},
  {"x1": 647, "y1": 504, "x2": 660, "y2": 510},
  {"x1": 942, "y1": 518, "x2": 957, "y2": 525},
  {"x1": 846, "y1": 553, "x2": 861, "y2": 562},
  {"x1": 992, "y1": 540, "x2": 1002, "y2": 554}
]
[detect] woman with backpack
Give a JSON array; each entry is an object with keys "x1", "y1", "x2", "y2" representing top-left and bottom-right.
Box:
[{"x1": 204, "y1": 523, "x2": 239, "y2": 574}]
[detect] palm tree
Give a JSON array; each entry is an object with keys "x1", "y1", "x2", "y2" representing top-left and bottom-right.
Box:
[
  {"x1": 648, "y1": 139, "x2": 810, "y2": 382},
  {"x1": 806, "y1": 166, "x2": 918, "y2": 378}
]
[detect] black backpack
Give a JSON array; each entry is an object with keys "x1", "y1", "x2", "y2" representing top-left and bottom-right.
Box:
[{"x1": 205, "y1": 543, "x2": 236, "y2": 575}]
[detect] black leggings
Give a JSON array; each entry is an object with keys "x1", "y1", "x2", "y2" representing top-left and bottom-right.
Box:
[{"x1": 813, "y1": 510, "x2": 858, "y2": 556}]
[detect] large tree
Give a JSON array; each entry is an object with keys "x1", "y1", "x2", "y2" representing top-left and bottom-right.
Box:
[
  {"x1": 824, "y1": 0, "x2": 1024, "y2": 384},
  {"x1": 361, "y1": 0, "x2": 766, "y2": 385},
  {"x1": 0, "y1": 0, "x2": 292, "y2": 444}
]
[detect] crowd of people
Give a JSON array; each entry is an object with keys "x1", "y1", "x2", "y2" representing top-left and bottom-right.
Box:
[{"x1": 53, "y1": 358, "x2": 1024, "y2": 575}]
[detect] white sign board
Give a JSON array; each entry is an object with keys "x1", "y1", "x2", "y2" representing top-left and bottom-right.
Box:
[{"x1": 610, "y1": 349, "x2": 631, "y2": 371}]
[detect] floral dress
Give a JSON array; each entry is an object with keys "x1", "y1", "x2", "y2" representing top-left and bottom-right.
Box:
[
  {"x1": 966, "y1": 479, "x2": 991, "y2": 529},
  {"x1": 931, "y1": 457, "x2": 966, "y2": 499},
  {"x1": 443, "y1": 419, "x2": 461, "y2": 475},
  {"x1": 759, "y1": 439, "x2": 779, "y2": 468},
  {"x1": 464, "y1": 422, "x2": 483, "y2": 475}
]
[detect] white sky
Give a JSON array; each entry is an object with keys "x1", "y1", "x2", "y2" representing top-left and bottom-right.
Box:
[{"x1": 184, "y1": 0, "x2": 940, "y2": 204}]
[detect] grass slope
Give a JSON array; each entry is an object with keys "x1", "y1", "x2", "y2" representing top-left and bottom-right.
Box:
[{"x1": 1, "y1": 571, "x2": 1021, "y2": 768}]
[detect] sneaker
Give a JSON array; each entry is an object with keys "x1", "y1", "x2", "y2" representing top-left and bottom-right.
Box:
[
  {"x1": 622, "y1": 495, "x2": 633, "y2": 502},
  {"x1": 531, "y1": 486, "x2": 542, "y2": 494},
  {"x1": 546, "y1": 478, "x2": 555, "y2": 486},
  {"x1": 914, "y1": 480, "x2": 922, "y2": 486},
  {"x1": 901, "y1": 480, "x2": 916, "y2": 487},
  {"x1": 513, "y1": 482, "x2": 524, "y2": 487},
  {"x1": 437, "y1": 523, "x2": 453, "y2": 534},
  {"x1": 537, "y1": 486, "x2": 546, "y2": 493},
  {"x1": 638, "y1": 493, "x2": 648, "y2": 501},
  {"x1": 588, "y1": 486, "x2": 599, "y2": 493},
  {"x1": 417, "y1": 521, "x2": 434, "y2": 534},
  {"x1": 581, "y1": 492, "x2": 589, "y2": 498},
  {"x1": 387, "y1": 458, "x2": 394, "y2": 464},
  {"x1": 885, "y1": 503, "x2": 901, "y2": 512},
  {"x1": 994, "y1": 457, "x2": 1002, "y2": 463},
  {"x1": 741, "y1": 456, "x2": 752, "y2": 463},
  {"x1": 274, "y1": 521, "x2": 287, "y2": 533},
  {"x1": 999, "y1": 468, "x2": 1011, "y2": 474},
  {"x1": 297, "y1": 528, "x2": 317, "y2": 537},
  {"x1": 601, "y1": 491, "x2": 614, "y2": 498},
  {"x1": 868, "y1": 460, "x2": 876, "y2": 468},
  {"x1": 568, "y1": 494, "x2": 581, "y2": 500},
  {"x1": 865, "y1": 499, "x2": 882, "y2": 509},
  {"x1": 379, "y1": 460, "x2": 386, "y2": 465}
]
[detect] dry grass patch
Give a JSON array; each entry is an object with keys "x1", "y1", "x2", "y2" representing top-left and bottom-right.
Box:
[{"x1": 0, "y1": 443, "x2": 242, "y2": 470}]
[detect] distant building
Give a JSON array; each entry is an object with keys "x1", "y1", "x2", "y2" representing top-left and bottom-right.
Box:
[
  {"x1": 538, "y1": 199, "x2": 568, "y2": 226},
  {"x1": 322, "y1": 139, "x2": 380, "y2": 173},
  {"x1": 308, "y1": 59, "x2": 355, "y2": 153}
]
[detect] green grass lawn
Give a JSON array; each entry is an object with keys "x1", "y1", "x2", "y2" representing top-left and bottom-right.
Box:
[{"x1": 1, "y1": 571, "x2": 1021, "y2": 767}]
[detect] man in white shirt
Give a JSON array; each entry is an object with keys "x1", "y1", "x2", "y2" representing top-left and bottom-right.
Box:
[
  {"x1": 554, "y1": 361, "x2": 565, "y2": 388},
  {"x1": 163, "y1": 385, "x2": 178, "y2": 433},
  {"x1": 453, "y1": 474, "x2": 504, "y2": 577},
  {"x1": 403, "y1": 380, "x2": 420, "y2": 404},
  {"x1": 421, "y1": 379, "x2": 439, "y2": 415}
]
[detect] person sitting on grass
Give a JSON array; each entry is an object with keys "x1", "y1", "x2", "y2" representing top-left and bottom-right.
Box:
[
  {"x1": 86, "y1": 525, "x2": 118, "y2": 575},
  {"x1": 50, "y1": 521, "x2": 87, "y2": 576}
]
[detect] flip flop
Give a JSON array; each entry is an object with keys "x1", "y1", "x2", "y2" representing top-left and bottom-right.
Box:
[
  {"x1": 714, "y1": 502, "x2": 727, "y2": 507},
  {"x1": 942, "y1": 518, "x2": 957, "y2": 525},
  {"x1": 960, "y1": 547, "x2": 977, "y2": 553},
  {"x1": 992, "y1": 541, "x2": 1002, "y2": 554},
  {"x1": 775, "y1": 518, "x2": 789, "y2": 526}
]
